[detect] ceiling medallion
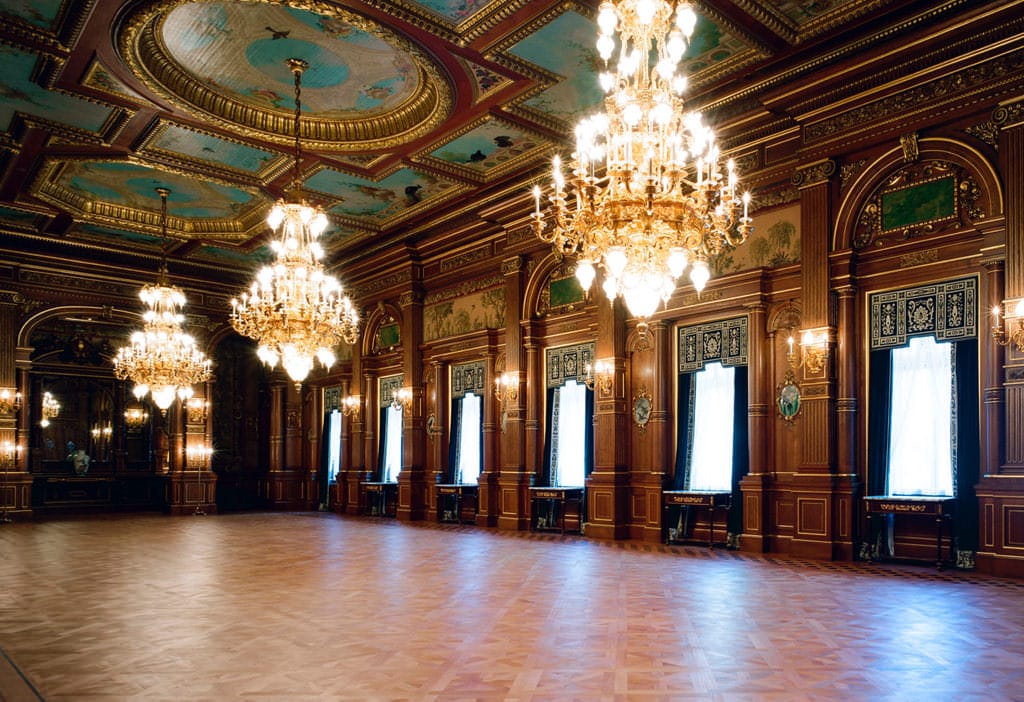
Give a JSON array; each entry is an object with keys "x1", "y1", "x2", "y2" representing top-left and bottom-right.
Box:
[{"x1": 117, "y1": 0, "x2": 452, "y2": 151}]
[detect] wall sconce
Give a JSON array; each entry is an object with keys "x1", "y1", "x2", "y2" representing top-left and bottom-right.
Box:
[
  {"x1": 788, "y1": 328, "x2": 830, "y2": 374},
  {"x1": 186, "y1": 397, "x2": 209, "y2": 424},
  {"x1": 392, "y1": 386, "x2": 413, "y2": 411},
  {"x1": 40, "y1": 391, "x2": 61, "y2": 428},
  {"x1": 186, "y1": 444, "x2": 213, "y2": 470},
  {"x1": 584, "y1": 359, "x2": 614, "y2": 395},
  {"x1": 1, "y1": 440, "x2": 22, "y2": 523},
  {"x1": 0, "y1": 388, "x2": 21, "y2": 415},
  {"x1": 341, "y1": 395, "x2": 361, "y2": 418},
  {"x1": 993, "y1": 299, "x2": 1024, "y2": 352},
  {"x1": 494, "y1": 372, "x2": 519, "y2": 404},
  {"x1": 124, "y1": 403, "x2": 150, "y2": 431}
]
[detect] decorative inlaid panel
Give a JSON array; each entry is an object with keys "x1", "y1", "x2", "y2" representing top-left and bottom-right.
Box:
[
  {"x1": 545, "y1": 342, "x2": 594, "y2": 388},
  {"x1": 451, "y1": 360, "x2": 485, "y2": 399},
  {"x1": 378, "y1": 374, "x2": 403, "y2": 407},
  {"x1": 677, "y1": 316, "x2": 748, "y2": 372},
  {"x1": 869, "y1": 276, "x2": 977, "y2": 349},
  {"x1": 324, "y1": 386, "x2": 341, "y2": 412}
]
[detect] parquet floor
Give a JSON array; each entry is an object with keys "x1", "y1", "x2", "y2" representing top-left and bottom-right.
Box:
[{"x1": 1, "y1": 513, "x2": 1022, "y2": 701}]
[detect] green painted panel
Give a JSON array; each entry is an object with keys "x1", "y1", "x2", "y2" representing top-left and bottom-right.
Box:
[
  {"x1": 550, "y1": 276, "x2": 584, "y2": 307},
  {"x1": 378, "y1": 323, "x2": 400, "y2": 348},
  {"x1": 881, "y1": 177, "x2": 955, "y2": 231}
]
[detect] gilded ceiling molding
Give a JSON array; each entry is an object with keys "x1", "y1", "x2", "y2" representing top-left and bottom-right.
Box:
[
  {"x1": 0, "y1": 16, "x2": 69, "y2": 59},
  {"x1": 117, "y1": 0, "x2": 452, "y2": 152},
  {"x1": 805, "y1": 48, "x2": 1024, "y2": 143},
  {"x1": 31, "y1": 157, "x2": 267, "y2": 242},
  {"x1": 791, "y1": 159, "x2": 836, "y2": 188}
]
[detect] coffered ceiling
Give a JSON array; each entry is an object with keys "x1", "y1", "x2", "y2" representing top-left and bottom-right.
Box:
[{"x1": 0, "y1": 0, "x2": 1018, "y2": 287}]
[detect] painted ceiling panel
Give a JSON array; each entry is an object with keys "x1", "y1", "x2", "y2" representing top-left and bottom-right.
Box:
[
  {"x1": 0, "y1": 0, "x2": 64, "y2": 29},
  {"x1": 406, "y1": 0, "x2": 492, "y2": 23},
  {"x1": 507, "y1": 11, "x2": 604, "y2": 122},
  {"x1": 428, "y1": 120, "x2": 547, "y2": 175},
  {"x1": 308, "y1": 167, "x2": 459, "y2": 222},
  {"x1": 161, "y1": 3, "x2": 419, "y2": 118},
  {"x1": 0, "y1": 45, "x2": 112, "y2": 134},
  {"x1": 56, "y1": 161, "x2": 255, "y2": 218},
  {"x1": 148, "y1": 125, "x2": 277, "y2": 175}
]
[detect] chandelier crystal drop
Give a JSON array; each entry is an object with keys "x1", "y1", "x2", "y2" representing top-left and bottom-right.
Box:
[
  {"x1": 113, "y1": 188, "x2": 212, "y2": 411},
  {"x1": 531, "y1": 0, "x2": 752, "y2": 331},
  {"x1": 230, "y1": 58, "x2": 359, "y2": 388}
]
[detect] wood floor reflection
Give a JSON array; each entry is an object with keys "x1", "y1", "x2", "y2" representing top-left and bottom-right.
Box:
[{"x1": 1, "y1": 513, "x2": 1022, "y2": 701}]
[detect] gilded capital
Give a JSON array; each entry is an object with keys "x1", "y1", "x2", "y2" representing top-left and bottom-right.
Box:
[{"x1": 791, "y1": 159, "x2": 836, "y2": 188}]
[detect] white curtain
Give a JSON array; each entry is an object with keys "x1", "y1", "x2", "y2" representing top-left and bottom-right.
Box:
[
  {"x1": 553, "y1": 380, "x2": 587, "y2": 487},
  {"x1": 688, "y1": 362, "x2": 735, "y2": 491},
  {"x1": 457, "y1": 392, "x2": 482, "y2": 485},
  {"x1": 382, "y1": 405, "x2": 403, "y2": 483},
  {"x1": 327, "y1": 410, "x2": 342, "y2": 482},
  {"x1": 887, "y1": 336, "x2": 954, "y2": 496}
]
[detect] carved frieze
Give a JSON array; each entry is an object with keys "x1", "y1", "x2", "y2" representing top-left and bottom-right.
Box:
[{"x1": 440, "y1": 245, "x2": 491, "y2": 273}]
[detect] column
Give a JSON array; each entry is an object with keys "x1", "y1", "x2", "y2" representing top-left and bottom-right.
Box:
[
  {"x1": 631, "y1": 319, "x2": 671, "y2": 542},
  {"x1": 397, "y1": 288, "x2": 426, "y2": 521},
  {"x1": 832, "y1": 284, "x2": 859, "y2": 559},
  {"x1": 587, "y1": 287, "x2": 629, "y2": 540},
  {"x1": 497, "y1": 255, "x2": 531, "y2": 530},
  {"x1": 790, "y1": 159, "x2": 839, "y2": 560},
  {"x1": 739, "y1": 299, "x2": 769, "y2": 552},
  {"x1": 976, "y1": 98, "x2": 1024, "y2": 577}
]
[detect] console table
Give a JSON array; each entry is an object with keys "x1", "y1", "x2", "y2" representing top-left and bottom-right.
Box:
[
  {"x1": 360, "y1": 481, "x2": 398, "y2": 518},
  {"x1": 529, "y1": 486, "x2": 584, "y2": 534},
  {"x1": 662, "y1": 490, "x2": 732, "y2": 548},
  {"x1": 863, "y1": 495, "x2": 956, "y2": 569},
  {"x1": 436, "y1": 484, "x2": 478, "y2": 524}
]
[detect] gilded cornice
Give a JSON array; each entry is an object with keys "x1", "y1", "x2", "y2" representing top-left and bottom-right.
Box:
[
  {"x1": 696, "y1": 0, "x2": 980, "y2": 116},
  {"x1": 351, "y1": 268, "x2": 414, "y2": 299},
  {"x1": 804, "y1": 47, "x2": 1024, "y2": 143},
  {"x1": 0, "y1": 17, "x2": 68, "y2": 59},
  {"x1": 695, "y1": 1, "x2": 790, "y2": 51},
  {"x1": 423, "y1": 273, "x2": 503, "y2": 306},
  {"x1": 117, "y1": 0, "x2": 452, "y2": 152},
  {"x1": 439, "y1": 245, "x2": 493, "y2": 273}
]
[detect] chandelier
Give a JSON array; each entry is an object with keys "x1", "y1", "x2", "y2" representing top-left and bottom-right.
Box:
[
  {"x1": 40, "y1": 391, "x2": 61, "y2": 428},
  {"x1": 230, "y1": 58, "x2": 359, "y2": 388},
  {"x1": 113, "y1": 188, "x2": 213, "y2": 411},
  {"x1": 531, "y1": 0, "x2": 752, "y2": 332}
]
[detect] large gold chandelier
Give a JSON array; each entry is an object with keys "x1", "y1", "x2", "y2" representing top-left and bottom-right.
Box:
[
  {"x1": 230, "y1": 58, "x2": 359, "y2": 388},
  {"x1": 531, "y1": 0, "x2": 752, "y2": 331},
  {"x1": 113, "y1": 188, "x2": 212, "y2": 411}
]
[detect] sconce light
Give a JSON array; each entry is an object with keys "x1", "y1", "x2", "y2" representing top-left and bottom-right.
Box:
[
  {"x1": 584, "y1": 359, "x2": 614, "y2": 395},
  {"x1": 993, "y1": 299, "x2": 1024, "y2": 352},
  {"x1": 186, "y1": 444, "x2": 214, "y2": 470},
  {"x1": 1, "y1": 440, "x2": 22, "y2": 523},
  {"x1": 186, "y1": 397, "x2": 209, "y2": 424},
  {"x1": 494, "y1": 372, "x2": 519, "y2": 404},
  {"x1": 0, "y1": 388, "x2": 22, "y2": 415},
  {"x1": 40, "y1": 391, "x2": 61, "y2": 428},
  {"x1": 392, "y1": 386, "x2": 413, "y2": 411},
  {"x1": 788, "y1": 328, "x2": 830, "y2": 374},
  {"x1": 124, "y1": 402, "x2": 150, "y2": 431},
  {"x1": 341, "y1": 395, "x2": 361, "y2": 418}
]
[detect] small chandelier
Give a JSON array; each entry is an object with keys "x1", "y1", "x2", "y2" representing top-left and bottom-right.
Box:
[
  {"x1": 231, "y1": 58, "x2": 359, "y2": 388},
  {"x1": 531, "y1": 0, "x2": 752, "y2": 333},
  {"x1": 40, "y1": 391, "x2": 61, "y2": 428},
  {"x1": 113, "y1": 188, "x2": 213, "y2": 411}
]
